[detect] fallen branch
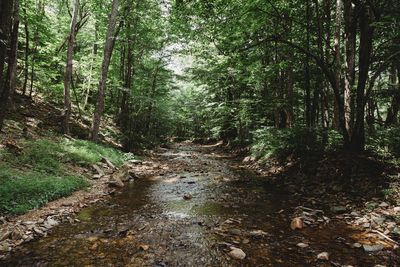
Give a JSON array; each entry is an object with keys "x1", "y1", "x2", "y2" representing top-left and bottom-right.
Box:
[{"x1": 371, "y1": 229, "x2": 399, "y2": 245}]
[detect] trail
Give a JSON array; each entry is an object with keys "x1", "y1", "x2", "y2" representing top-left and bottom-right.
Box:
[{"x1": 1, "y1": 144, "x2": 393, "y2": 266}]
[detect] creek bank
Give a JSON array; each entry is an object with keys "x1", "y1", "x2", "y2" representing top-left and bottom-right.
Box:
[
  {"x1": 237, "y1": 150, "x2": 400, "y2": 253},
  {"x1": 0, "y1": 157, "x2": 165, "y2": 259}
]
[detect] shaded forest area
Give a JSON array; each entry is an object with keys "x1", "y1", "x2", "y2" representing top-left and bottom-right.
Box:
[
  {"x1": 1, "y1": 0, "x2": 400, "y2": 265},
  {"x1": 0, "y1": 0, "x2": 399, "y2": 154}
]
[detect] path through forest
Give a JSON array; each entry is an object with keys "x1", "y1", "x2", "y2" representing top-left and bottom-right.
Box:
[{"x1": 2, "y1": 144, "x2": 394, "y2": 266}]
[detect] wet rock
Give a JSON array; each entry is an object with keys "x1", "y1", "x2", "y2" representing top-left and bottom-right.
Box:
[
  {"x1": 228, "y1": 248, "x2": 246, "y2": 260},
  {"x1": 331, "y1": 206, "x2": 347, "y2": 213},
  {"x1": 379, "y1": 202, "x2": 389, "y2": 208},
  {"x1": 393, "y1": 207, "x2": 400, "y2": 213},
  {"x1": 317, "y1": 252, "x2": 329, "y2": 261},
  {"x1": 0, "y1": 242, "x2": 10, "y2": 252},
  {"x1": 0, "y1": 230, "x2": 11, "y2": 241},
  {"x1": 249, "y1": 230, "x2": 268, "y2": 238},
  {"x1": 108, "y1": 175, "x2": 124, "y2": 188},
  {"x1": 89, "y1": 242, "x2": 99, "y2": 251},
  {"x1": 242, "y1": 238, "x2": 250, "y2": 244},
  {"x1": 139, "y1": 244, "x2": 149, "y2": 251},
  {"x1": 372, "y1": 216, "x2": 386, "y2": 225},
  {"x1": 43, "y1": 217, "x2": 59, "y2": 229},
  {"x1": 229, "y1": 229, "x2": 241, "y2": 235},
  {"x1": 363, "y1": 244, "x2": 384, "y2": 252},
  {"x1": 296, "y1": 242, "x2": 309, "y2": 248},
  {"x1": 92, "y1": 164, "x2": 104, "y2": 176},
  {"x1": 112, "y1": 165, "x2": 130, "y2": 183},
  {"x1": 87, "y1": 236, "x2": 99, "y2": 242},
  {"x1": 290, "y1": 217, "x2": 304, "y2": 230},
  {"x1": 183, "y1": 193, "x2": 193, "y2": 200},
  {"x1": 129, "y1": 159, "x2": 143, "y2": 165},
  {"x1": 101, "y1": 157, "x2": 116, "y2": 169},
  {"x1": 11, "y1": 228, "x2": 24, "y2": 240},
  {"x1": 33, "y1": 227, "x2": 44, "y2": 236}
]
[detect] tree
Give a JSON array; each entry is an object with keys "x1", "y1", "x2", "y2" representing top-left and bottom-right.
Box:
[
  {"x1": 62, "y1": 0, "x2": 80, "y2": 135},
  {"x1": 90, "y1": 0, "x2": 119, "y2": 141},
  {"x1": 0, "y1": 0, "x2": 19, "y2": 131}
]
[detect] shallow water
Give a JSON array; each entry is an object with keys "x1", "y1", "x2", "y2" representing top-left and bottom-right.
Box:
[{"x1": 1, "y1": 144, "x2": 396, "y2": 266}]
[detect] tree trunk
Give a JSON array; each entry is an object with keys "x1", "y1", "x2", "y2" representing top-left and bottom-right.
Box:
[
  {"x1": 349, "y1": 4, "x2": 374, "y2": 152},
  {"x1": 305, "y1": 0, "x2": 312, "y2": 127},
  {"x1": 83, "y1": 22, "x2": 98, "y2": 110},
  {"x1": 90, "y1": 0, "x2": 119, "y2": 141},
  {"x1": 22, "y1": 4, "x2": 29, "y2": 95},
  {"x1": 0, "y1": 0, "x2": 13, "y2": 97},
  {"x1": 343, "y1": 0, "x2": 356, "y2": 134},
  {"x1": 7, "y1": 0, "x2": 20, "y2": 106},
  {"x1": 62, "y1": 0, "x2": 80, "y2": 135},
  {"x1": 0, "y1": 0, "x2": 18, "y2": 131},
  {"x1": 333, "y1": 0, "x2": 343, "y2": 132},
  {"x1": 385, "y1": 64, "x2": 400, "y2": 126}
]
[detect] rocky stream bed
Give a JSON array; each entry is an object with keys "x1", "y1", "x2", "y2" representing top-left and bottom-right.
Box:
[{"x1": 1, "y1": 143, "x2": 399, "y2": 266}]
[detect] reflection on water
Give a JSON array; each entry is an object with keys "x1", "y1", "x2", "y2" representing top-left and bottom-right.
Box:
[{"x1": 1, "y1": 145, "x2": 394, "y2": 266}]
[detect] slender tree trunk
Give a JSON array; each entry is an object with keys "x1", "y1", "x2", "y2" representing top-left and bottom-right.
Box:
[
  {"x1": 22, "y1": 4, "x2": 29, "y2": 95},
  {"x1": 0, "y1": 0, "x2": 13, "y2": 97},
  {"x1": 0, "y1": 0, "x2": 18, "y2": 131},
  {"x1": 333, "y1": 0, "x2": 343, "y2": 131},
  {"x1": 62, "y1": 0, "x2": 80, "y2": 135},
  {"x1": 83, "y1": 23, "x2": 98, "y2": 110},
  {"x1": 343, "y1": 0, "x2": 356, "y2": 135},
  {"x1": 305, "y1": 0, "x2": 312, "y2": 127},
  {"x1": 90, "y1": 0, "x2": 119, "y2": 141},
  {"x1": 349, "y1": 4, "x2": 374, "y2": 152},
  {"x1": 385, "y1": 64, "x2": 400, "y2": 126}
]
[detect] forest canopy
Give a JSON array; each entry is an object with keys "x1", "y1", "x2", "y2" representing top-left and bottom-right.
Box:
[{"x1": 0, "y1": 0, "x2": 399, "y2": 155}]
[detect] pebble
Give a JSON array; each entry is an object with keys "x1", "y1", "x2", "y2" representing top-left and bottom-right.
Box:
[
  {"x1": 228, "y1": 248, "x2": 246, "y2": 260},
  {"x1": 296, "y1": 242, "x2": 309, "y2": 248},
  {"x1": 290, "y1": 217, "x2": 304, "y2": 230},
  {"x1": 331, "y1": 206, "x2": 347, "y2": 213},
  {"x1": 363, "y1": 244, "x2": 384, "y2": 252},
  {"x1": 317, "y1": 252, "x2": 329, "y2": 261},
  {"x1": 183, "y1": 193, "x2": 193, "y2": 200}
]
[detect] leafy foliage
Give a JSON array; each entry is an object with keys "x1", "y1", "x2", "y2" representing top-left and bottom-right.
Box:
[
  {"x1": 250, "y1": 127, "x2": 343, "y2": 159},
  {"x1": 0, "y1": 165, "x2": 88, "y2": 215},
  {"x1": 0, "y1": 137, "x2": 131, "y2": 215}
]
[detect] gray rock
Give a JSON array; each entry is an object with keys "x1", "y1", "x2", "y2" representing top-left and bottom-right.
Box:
[
  {"x1": 43, "y1": 217, "x2": 59, "y2": 229},
  {"x1": 317, "y1": 252, "x2": 329, "y2": 261},
  {"x1": 228, "y1": 248, "x2": 246, "y2": 260},
  {"x1": 331, "y1": 206, "x2": 347, "y2": 213},
  {"x1": 363, "y1": 244, "x2": 384, "y2": 252}
]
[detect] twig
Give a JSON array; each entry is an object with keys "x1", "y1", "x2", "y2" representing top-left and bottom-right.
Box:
[{"x1": 371, "y1": 229, "x2": 399, "y2": 245}]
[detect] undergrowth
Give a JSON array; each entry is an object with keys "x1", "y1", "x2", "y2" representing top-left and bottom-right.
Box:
[
  {"x1": 0, "y1": 137, "x2": 133, "y2": 215},
  {"x1": 250, "y1": 126, "x2": 343, "y2": 160}
]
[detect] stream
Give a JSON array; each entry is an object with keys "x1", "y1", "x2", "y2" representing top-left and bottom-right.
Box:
[{"x1": 1, "y1": 144, "x2": 394, "y2": 266}]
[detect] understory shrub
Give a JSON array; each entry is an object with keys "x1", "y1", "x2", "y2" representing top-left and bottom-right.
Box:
[
  {"x1": 250, "y1": 126, "x2": 343, "y2": 159},
  {"x1": 367, "y1": 127, "x2": 400, "y2": 157}
]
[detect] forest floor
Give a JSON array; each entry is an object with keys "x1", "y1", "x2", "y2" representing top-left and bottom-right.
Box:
[{"x1": 1, "y1": 94, "x2": 400, "y2": 266}]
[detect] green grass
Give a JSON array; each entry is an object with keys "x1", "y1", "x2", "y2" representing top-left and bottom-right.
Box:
[
  {"x1": 0, "y1": 137, "x2": 133, "y2": 215},
  {"x1": 0, "y1": 164, "x2": 88, "y2": 214}
]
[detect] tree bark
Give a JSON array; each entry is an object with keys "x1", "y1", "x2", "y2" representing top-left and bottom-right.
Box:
[
  {"x1": 0, "y1": 0, "x2": 18, "y2": 131},
  {"x1": 385, "y1": 64, "x2": 400, "y2": 126},
  {"x1": 90, "y1": 0, "x2": 119, "y2": 141},
  {"x1": 62, "y1": 0, "x2": 80, "y2": 135},
  {"x1": 349, "y1": 3, "x2": 374, "y2": 152},
  {"x1": 22, "y1": 4, "x2": 29, "y2": 95},
  {"x1": 343, "y1": 0, "x2": 356, "y2": 135}
]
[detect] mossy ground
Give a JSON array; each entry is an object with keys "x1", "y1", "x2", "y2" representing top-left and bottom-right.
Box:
[{"x1": 0, "y1": 137, "x2": 133, "y2": 215}]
